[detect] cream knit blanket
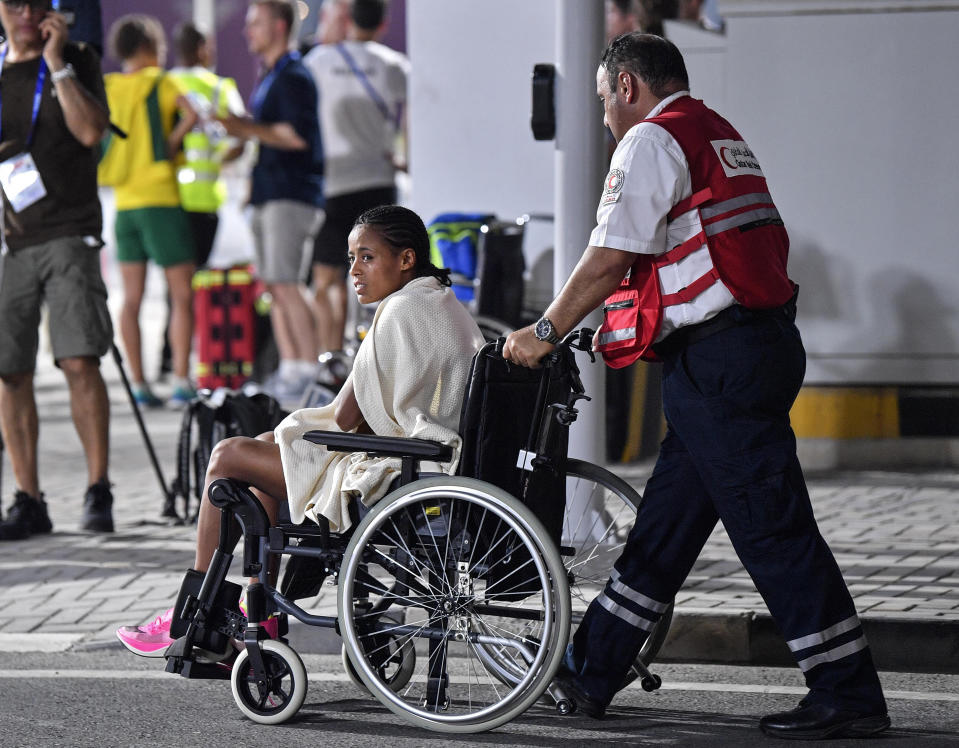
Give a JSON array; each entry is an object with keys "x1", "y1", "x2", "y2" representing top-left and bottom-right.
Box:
[{"x1": 275, "y1": 276, "x2": 485, "y2": 531}]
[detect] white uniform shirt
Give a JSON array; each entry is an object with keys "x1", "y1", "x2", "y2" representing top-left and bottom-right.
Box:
[
  {"x1": 589, "y1": 91, "x2": 735, "y2": 341},
  {"x1": 303, "y1": 40, "x2": 410, "y2": 197}
]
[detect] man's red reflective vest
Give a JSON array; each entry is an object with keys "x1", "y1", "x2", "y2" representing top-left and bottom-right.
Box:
[{"x1": 595, "y1": 96, "x2": 795, "y2": 366}]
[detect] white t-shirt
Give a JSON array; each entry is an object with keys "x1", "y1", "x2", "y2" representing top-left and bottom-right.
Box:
[
  {"x1": 589, "y1": 91, "x2": 735, "y2": 341},
  {"x1": 303, "y1": 40, "x2": 410, "y2": 197}
]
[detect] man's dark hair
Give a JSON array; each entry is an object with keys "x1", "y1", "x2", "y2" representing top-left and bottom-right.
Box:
[
  {"x1": 108, "y1": 14, "x2": 166, "y2": 63},
  {"x1": 253, "y1": 0, "x2": 296, "y2": 37},
  {"x1": 354, "y1": 204, "x2": 452, "y2": 287},
  {"x1": 600, "y1": 32, "x2": 689, "y2": 98},
  {"x1": 174, "y1": 22, "x2": 206, "y2": 67},
  {"x1": 351, "y1": 0, "x2": 387, "y2": 32}
]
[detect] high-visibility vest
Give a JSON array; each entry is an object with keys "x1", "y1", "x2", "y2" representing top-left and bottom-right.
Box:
[
  {"x1": 169, "y1": 68, "x2": 238, "y2": 213},
  {"x1": 596, "y1": 96, "x2": 795, "y2": 366}
]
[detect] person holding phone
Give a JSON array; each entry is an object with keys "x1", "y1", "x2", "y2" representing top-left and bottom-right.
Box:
[{"x1": 0, "y1": 0, "x2": 115, "y2": 539}]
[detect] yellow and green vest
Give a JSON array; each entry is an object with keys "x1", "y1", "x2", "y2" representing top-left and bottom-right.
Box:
[{"x1": 169, "y1": 67, "x2": 241, "y2": 213}]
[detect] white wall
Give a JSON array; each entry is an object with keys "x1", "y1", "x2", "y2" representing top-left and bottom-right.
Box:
[
  {"x1": 699, "y1": 1, "x2": 959, "y2": 384},
  {"x1": 406, "y1": 0, "x2": 556, "y2": 231},
  {"x1": 407, "y1": 1, "x2": 959, "y2": 385}
]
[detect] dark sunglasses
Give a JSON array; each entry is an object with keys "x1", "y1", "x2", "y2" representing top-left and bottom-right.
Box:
[{"x1": 1, "y1": 0, "x2": 53, "y2": 11}]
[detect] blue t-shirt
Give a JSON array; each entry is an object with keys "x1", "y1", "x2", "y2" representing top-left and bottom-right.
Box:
[{"x1": 250, "y1": 54, "x2": 324, "y2": 206}]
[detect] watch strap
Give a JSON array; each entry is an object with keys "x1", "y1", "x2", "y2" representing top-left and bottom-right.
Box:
[{"x1": 51, "y1": 64, "x2": 76, "y2": 84}]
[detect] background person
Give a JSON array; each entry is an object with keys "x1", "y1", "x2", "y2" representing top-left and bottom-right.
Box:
[
  {"x1": 218, "y1": 0, "x2": 325, "y2": 407},
  {"x1": 315, "y1": 0, "x2": 350, "y2": 46},
  {"x1": 168, "y1": 21, "x2": 246, "y2": 271},
  {"x1": 303, "y1": 0, "x2": 409, "y2": 356},
  {"x1": 156, "y1": 22, "x2": 247, "y2": 381},
  {"x1": 503, "y1": 33, "x2": 889, "y2": 740},
  {"x1": 115, "y1": 204, "x2": 484, "y2": 656},
  {"x1": 101, "y1": 14, "x2": 198, "y2": 409},
  {"x1": 0, "y1": 0, "x2": 114, "y2": 539}
]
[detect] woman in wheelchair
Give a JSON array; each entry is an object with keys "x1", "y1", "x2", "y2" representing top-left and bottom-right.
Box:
[{"x1": 116, "y1": 204, "x2": 485, "y2": 657}]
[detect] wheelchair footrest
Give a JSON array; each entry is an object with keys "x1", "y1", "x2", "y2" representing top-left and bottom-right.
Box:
[
  {"x1": 164, "y1": 653, "x2": 233, "y2": 681},
  {"x1": 171, "y1": 568, "x2": 245, "y2": 655}
]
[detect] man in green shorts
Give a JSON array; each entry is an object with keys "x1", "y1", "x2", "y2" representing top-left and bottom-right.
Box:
[{"x1": 0, "y1": 0, "x2": 115, "y2": 538}]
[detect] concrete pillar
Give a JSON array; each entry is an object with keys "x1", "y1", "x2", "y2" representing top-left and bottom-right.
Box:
[{"x1": 554, "y1": 1, "x2": 606, "y2": 462}]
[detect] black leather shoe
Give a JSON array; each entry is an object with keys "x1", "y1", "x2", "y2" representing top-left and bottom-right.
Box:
[
  {"x1": 760, "y1": 703, "x2": 890, "y2": 740},
  {"x1": 553, "y1": 669, "x2": 607, "y2": 719}
]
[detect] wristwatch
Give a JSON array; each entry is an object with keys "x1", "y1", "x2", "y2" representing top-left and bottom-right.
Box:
[
  {"x1": 534, "y1": 316, "x2": 560, "y2": 344},
  {"x1": 51, "y1": 64, "x2": 76, "y2": 84}
]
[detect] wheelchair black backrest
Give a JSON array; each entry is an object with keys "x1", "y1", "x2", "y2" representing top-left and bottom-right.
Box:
[{"x1": 456, "y1": 340, "x2": 580, "y2": 546}]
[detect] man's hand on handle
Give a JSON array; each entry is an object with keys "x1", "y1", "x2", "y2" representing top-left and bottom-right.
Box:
[{"x1": 502, "y1": 326, "x2": 555, "y2": 369}]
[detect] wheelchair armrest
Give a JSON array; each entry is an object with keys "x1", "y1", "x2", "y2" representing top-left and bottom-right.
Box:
[{"x1": 303, "y1": 430, "x2": 454, "y2": 462}]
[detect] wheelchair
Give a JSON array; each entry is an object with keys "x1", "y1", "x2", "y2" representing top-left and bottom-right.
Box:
[{"x1": 163, "y1": 329, "x2": 672, "y2": 733}]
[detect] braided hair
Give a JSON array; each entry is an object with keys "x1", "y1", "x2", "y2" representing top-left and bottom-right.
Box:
[{"x1": 353, "y1": 205, "x2": 452, "y2": 287}]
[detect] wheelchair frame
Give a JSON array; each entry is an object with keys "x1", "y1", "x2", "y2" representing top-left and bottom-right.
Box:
[{"x1": 163, "y1": 330, "x2": 671, "y2": 732}]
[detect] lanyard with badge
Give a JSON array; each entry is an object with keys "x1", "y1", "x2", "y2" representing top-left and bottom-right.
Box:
[
  {"x1": 0, "y1": 0, "x2": 58, "y2": 264},
  {"x1": 0, "y1": 46, "x2": 49, "y2": 216}
]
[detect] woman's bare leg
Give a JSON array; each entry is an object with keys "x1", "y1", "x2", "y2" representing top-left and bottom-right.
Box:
[{"x1": 193, "y1": 433, "x2": 288, "y2": 572}]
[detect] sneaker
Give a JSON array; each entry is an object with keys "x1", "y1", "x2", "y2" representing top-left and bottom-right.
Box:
[
  {"x1": 166, "y1": 385, "x2": 197, "y2": 411},
  {"x1": 0, "y1": 491, "x2": 53, "y2": 540},
  {"x1": 238, "y1": 596, "x2": 280, "y2": 640},
  {"x1": 116, "y1": 607, "x2": 175, "y2": 657},
  {"x1": 267, "y1": 372, "x2": 313, "y2": 409},
  {"x1": 132, "y1": 385, "x2": 163, "y2": 409},
  {"x1": 81, "y1": 480, "x2": 114, "y2": 532}
]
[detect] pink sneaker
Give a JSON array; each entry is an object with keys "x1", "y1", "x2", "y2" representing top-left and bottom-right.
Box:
[
  {"x1": 116, "y1": 607, "x2": 175, "y2": 658},
  {"x1": 238, "y1": 597, "x2": 280, "y2": 639}
]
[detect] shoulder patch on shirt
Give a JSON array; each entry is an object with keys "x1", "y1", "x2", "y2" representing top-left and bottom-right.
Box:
[
  {"x1": 711, "y1": 139, "x2": 765, "y2": 178},
  {"x1": 601, "y1": 168, "x2": 625, "y2": 205}
]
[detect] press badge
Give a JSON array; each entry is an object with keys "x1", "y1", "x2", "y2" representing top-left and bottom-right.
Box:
[{"x1": 0, "y1": 151, "x2": 47, "y2": 212}]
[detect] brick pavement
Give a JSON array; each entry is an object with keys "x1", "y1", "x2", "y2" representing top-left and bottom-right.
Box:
[{"x1": 1, "y1": 313, "x2": 957, "y2": 672}]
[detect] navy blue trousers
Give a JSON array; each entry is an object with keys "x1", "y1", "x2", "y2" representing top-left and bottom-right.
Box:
[{"x1": 571, "y1": 310, "x2": 886, "y2": 713}]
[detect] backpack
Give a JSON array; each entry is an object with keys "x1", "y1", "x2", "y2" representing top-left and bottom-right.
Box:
[
  {"x1": 456, "y1": 341, "x2": 579, "y2": 599},
  {"x1": 98, "y1": 75, "x2": 164, "y2": 187},
  {"x1": 171, "y1": 389, "x2": 289, "y2": 521}
]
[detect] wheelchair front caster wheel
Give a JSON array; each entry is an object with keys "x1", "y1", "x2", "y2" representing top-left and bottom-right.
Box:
[
  {"x1": 641, "y1": 674, "x2": 662, "y2": 692},
  {"x1": 231, "y1": 639, "x2": 307, "y2": 725},
  {"x1": 555, "y1": 698, "x2": 574, "y2": 716}
]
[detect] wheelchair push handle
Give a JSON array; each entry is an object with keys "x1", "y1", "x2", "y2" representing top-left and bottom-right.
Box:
[
  {"x1": 493, "y1": 327, "x2": 596, "y2": 366},
  {"x1": 494, "y1": 327, "x2": 594, "y2": 404}
]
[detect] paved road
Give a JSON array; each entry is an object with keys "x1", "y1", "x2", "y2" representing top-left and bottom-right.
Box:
[
  {"x1": 1, "y1": 326, "x2": 958, "y2": 673},
  {"x1": 1, "y1": 652, "x2": 957, "y2": 747}
]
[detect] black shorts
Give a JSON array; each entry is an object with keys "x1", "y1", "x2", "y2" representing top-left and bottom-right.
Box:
[
  {"x1": 311, "y1": 185, "x2": 397, "y2": 269},
  {"x1": 187, "y1": 211, "x2": 219, "y2": 269}
]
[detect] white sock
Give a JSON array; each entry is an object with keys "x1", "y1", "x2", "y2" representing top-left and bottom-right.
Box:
[
  {"x1": 277, "y1": 360, "x2": 296, "y2": 380},
  {"x1": 172, "y1": 376, "x2": 192, "y2": 391},
  {"x1": 294, "y1": 359, "x2": 317, "y2": 378}
]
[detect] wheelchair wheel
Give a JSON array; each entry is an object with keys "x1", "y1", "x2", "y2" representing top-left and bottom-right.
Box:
[
  {"x1": 473, "y1": 314, "x2": 513, "y2": 343},
  {"x1": 564, "y1": 459, "x2": 673, "y2": 671},
  {"x1": 341, "y1": 612, "x2": 416, "y2": 693},
  {"x1": 230, "y1": 639, "x2": 307, "y2": 725},
  {"x1": 338, "y1": 476, "x2": 570, "y2": 733}
]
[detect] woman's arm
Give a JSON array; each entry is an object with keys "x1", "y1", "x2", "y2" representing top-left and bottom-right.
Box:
[
  {"x1": 166, "y1": 94, "x2": 199, "y2": 159},
  {"x1": 334, "y1": 377, "x2": 366, "y2": 432}
]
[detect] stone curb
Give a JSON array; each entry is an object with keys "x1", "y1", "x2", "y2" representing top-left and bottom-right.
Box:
[{"x1": 658, "y1": 610, "x2": 959, "y2": 674}]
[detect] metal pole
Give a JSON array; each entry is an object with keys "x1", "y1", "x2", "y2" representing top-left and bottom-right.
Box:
[
  {"x1": 194, "y1": 0, "x2": 215, "y2": 35},
  {"x1": 110, "y1": 343, "x2": 178, "y2": 519},
  {"x1": 555, "y1": 1, "x2": 605, "y2": 463}
]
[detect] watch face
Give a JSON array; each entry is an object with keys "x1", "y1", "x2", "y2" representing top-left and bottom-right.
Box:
[{"x1": 535, "y1": 318, "x2": 553, "y2": 341}]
